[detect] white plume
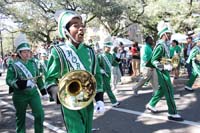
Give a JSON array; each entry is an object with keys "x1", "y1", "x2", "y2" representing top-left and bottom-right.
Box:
[
  {"x1": 157, "y1": 20, "x2": 168, "y2": 31},
  {"x1": 14, "y1": 33, "x2": 28, "y2": 48}
]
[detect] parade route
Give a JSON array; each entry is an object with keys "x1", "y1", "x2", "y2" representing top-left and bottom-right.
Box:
[{"x1": 1, "y1": 73, "x2": 200, "y2": 133}]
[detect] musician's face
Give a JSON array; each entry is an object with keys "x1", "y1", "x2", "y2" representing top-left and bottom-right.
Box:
[
  {"x1": 165, "y1": 33, "x2": 171, "y2": 41},
  {"x1": 19, "y1": 50, "x2": 31, "y2": 61},
  {"x1": 68, "y1": 17, "x2": 85, "y2": 43},
  {"x1": 104, "y1": 46, "x2": 111, "y2": 53}
]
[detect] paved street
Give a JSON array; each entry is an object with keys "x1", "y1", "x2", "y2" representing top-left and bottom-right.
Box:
[{"x1": 1, "y1": 72, "x2": 200, "y2": 133}]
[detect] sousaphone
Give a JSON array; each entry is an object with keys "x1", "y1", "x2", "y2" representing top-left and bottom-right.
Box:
[{"x1": 58, "y1": 70, "x2": 96, "y2": 110}]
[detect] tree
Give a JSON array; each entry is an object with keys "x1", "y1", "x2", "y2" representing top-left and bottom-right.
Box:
[{"x1": 121, "y1": 0, "x2": 200, "y2": 39}]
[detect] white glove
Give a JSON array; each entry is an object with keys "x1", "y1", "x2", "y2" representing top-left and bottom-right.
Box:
[
  {"x1": 94, "y1": 101, "x2": 105, "y2": 114},
  {"x1": 100, "y1": 69, "x2": 106, "y2": 74},
  {"x1": 41, "y1": 94, "x2": 49, "y2": 101},
  {"x1": 100, "y1": 69, "x2": 108, "y2": 77},
  {"x1": 164, "y1": 64, "x2": 173, "y2": 71},
  {"x1": 27, "y1": 80, "x2": 35, "y2": 88}
]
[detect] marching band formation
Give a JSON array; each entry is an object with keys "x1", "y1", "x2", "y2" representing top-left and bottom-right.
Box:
[{"x1": 3, "y1": 10, "x2": 200, "y2": 133}]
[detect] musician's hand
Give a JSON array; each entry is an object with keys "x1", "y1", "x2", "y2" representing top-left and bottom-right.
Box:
[
  {"x1": 164, "y1": 64, "x2": 173, "y2": 71},
  {"x1": 94, "y1": 101, "x2": 105, "y2": 114},
  {"x1": 27, "y1": 80, "x2": 35, "y2": 88},
  {"x1": 100, "y1": 69, "x2": 106, "y2": 74},
  {"x1": 16, "y1": 79, "x2": 27, "y2": 90}
]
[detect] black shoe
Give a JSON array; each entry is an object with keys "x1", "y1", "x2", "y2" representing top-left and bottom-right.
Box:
[
  {"x1": 184, "y1": 86, "x2": 194, "y2": 92},
  {"x1": 168, "y1": 114, "x2": 184, "y2": 121},
  {"x1": 146, "y1": 104, "x2": 158, "y2": 113},
  {"x1": 112, "y1": 102, "x2": 120, "y2": 107}
]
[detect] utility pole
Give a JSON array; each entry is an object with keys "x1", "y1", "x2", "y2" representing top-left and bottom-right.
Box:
[
  {"x1": 11, "y1": 32, "x2": 14, "y2": 52},
  {"x1": 0, "y1": 30, "x2": 3, "y2": 58}
]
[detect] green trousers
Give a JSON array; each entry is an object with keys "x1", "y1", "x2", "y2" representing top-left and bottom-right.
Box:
[
  {"x1": 13, "y1": 89, "x2": 44, "y2": 133},
  {"x1": 148, "y1": 70, "x2": 177, "y2": 114},
  {"x1": 103, "y1": 74, "x2": 117, "y2": 104},
  {"x1": 62, "y1": 102, "x2": 94, "y2": 133},
  {"x1": 186, "y1": 68, "x2": 198, "y2": 87}
]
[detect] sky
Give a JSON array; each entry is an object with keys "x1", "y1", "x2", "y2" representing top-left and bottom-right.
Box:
[{"x1": 0, "y1": 14, "x2": 18, "y2": 33}]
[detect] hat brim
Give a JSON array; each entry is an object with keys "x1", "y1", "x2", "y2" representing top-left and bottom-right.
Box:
[
  {"x1": 158, "y1": 27, "x2": 172, "y2": 38},
  {"x1": 17, "y1": 47, "x2": 31, "y2": 53}
]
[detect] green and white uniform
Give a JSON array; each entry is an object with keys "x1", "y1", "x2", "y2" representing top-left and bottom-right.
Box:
[
  {"x1": 185, "y1": 45, "x2": 200, "y2": 87},
  {"x1": 39, "y1": 59, "x2": 48, "y2": 78},
  {"x1": 45, "y1": 42, "x2": 103, "y2": 133},
  {"x1": 147, "y1": 40, "x2": 178, "y2": 115},
  {"x1": 6, "y1": 58, "x2": 45, "y2": 133},
  {"x1": 98, "y1": 52, "x2": 118, "y2": 104}
]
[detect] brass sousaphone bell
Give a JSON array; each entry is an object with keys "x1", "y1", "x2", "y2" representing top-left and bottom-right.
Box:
[
  {"x1": 58, "y1": 70, "x2": 96, "y2": 110},
  {"x1": 161, "y1": 55, "x2": 180, "y2": 68}
]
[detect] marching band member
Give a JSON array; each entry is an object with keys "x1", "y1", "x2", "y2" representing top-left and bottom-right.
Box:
[
  {"x1": 6, "y1": 33, "x2": 48, "y2": 133},
  {"x1": 146, "y1": 21, "x2": 183, "y2": 121},
  {"x1": 39, "y1": 51, "x2": 48, "y2": 78},
  {"x1": 98, "y1": 38, "x2": 120, "y2": 107},
  {"x1": 45, "y1": 10, "x2": 104, "y2": 133},
  {"x1": 184, "y1": 34, "x2": 200, "y2": 91}
]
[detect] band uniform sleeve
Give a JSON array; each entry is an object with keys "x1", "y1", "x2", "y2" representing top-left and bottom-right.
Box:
[
  {"x1": 45, "y1": 47, "x2": 62, "y2": 88},
  {"x1": 6, "y1": 64, "x2": 18, "y2": 89},
  {"x1": 94, "y1": 56, "x2": 103, "y2": 93},
  {"x1": 186, "y1": 48, "x2": 198, "y2": 64},
  {"x1": 151, "y1": 45, "x2": 164, "y2": 69}
]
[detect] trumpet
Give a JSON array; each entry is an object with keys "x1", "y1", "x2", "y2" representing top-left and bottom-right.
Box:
[
  {"x1": 160, "y1": 56, "x2": 180, "y2": 68},
  {"x1": 58, "y1": 70, "x2": 96, "y2": 110}
]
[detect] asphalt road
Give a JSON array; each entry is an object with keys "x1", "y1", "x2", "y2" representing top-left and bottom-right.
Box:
[{"x1": 0, "y1": 72, "x2": 200, "y2": 133}]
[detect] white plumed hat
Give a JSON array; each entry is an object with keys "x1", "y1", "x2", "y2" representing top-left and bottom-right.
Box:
[
  {"x1": 14, "y1": 33, "x2": 31, "y2": 53},
  {"x1": 157, "y1": 20, "x2": 172, "y2": 38},
  {"x1": 103, "y1": 36, "x2": 113, "y2": 47},
  {"x1": 55, "y1": 10, "x2": 82, "y2": 40}
]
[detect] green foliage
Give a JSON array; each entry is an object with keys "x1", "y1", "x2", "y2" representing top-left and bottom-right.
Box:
[{"x1": 0, "y1": 0, "x2": 200, "y2": 45}]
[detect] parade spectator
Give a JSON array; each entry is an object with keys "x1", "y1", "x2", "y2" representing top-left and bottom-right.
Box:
[
  {"x1": 127, "y1": 47, "x2": 133, "y2": 75},
  {"x1": 184, "y1": 34, "x2": 200, "y2": 91},
  {"x1": 146, "y1": 21, "x2": 183, "y2": 121},
  {"x1": 111, "y1": 46, "x2": 121, "y2": 93},
  {"x1": 184, "y1": 36, "x2": 195, "y2": 78},
  {"x1": 6, "y1": 33, "x2": 48, "y2": 133},
  {"x1": 131, "y1": 41, "x2": 140, "y2": 76},
  {"x1": 7, "y1": 53, "x2": 17, "y2": 65},
  {"x1": 119, "y1": 42, "x2": 127, "y2": 76},
  {"x1": 88, "y1": 38, "x2": 94, "y2": 48},
  {"x1": 170, "y1": 40, "x2": 181, "y2": 79}
]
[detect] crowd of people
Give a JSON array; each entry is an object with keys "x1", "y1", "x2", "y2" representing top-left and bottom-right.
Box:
[{"x1": 2, "y1": 9, "x2": 200, "y2": 133}]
